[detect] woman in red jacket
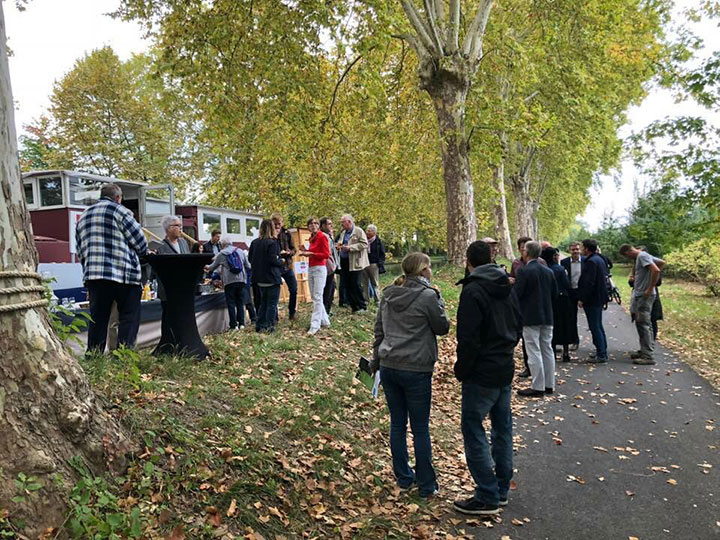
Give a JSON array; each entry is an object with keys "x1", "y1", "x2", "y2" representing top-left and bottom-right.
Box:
[{"x1": 300, "y1": 217, "x2": 331, "y2": 335}]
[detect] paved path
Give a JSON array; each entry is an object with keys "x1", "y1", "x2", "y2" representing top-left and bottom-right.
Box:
[{"x1": 468, "y1": 302, "x2": 719, "y2": 539}]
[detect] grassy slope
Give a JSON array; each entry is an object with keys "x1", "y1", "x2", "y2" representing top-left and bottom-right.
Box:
[{"x1": 612, "y1": 264, "x2": 720, "y2": 386}]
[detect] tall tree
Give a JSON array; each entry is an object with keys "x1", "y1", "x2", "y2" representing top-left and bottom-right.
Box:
[
  {"x1": 0, "y1": 7, "x2": 130, "y2": 536},
  {"x1": 397, "y1": 0, "x2": 492, "y2": 264}
]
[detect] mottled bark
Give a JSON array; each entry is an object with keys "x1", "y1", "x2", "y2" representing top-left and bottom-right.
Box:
[
  {"x1": 510, "y1": 172, "x2": 537, "y2": 240},
  {"x1": 0, "y1": 6, "x2": 131, "y2": 536},
  {"x1": 492, "y1": 160, "x2": 514, "y2": 259}
]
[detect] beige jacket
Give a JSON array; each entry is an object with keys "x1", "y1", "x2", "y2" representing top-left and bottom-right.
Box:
[{"x1": 337, "y1": 226, "x2": 369, "y2": 271}]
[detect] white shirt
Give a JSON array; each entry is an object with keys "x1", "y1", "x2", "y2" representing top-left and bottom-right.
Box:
[{"x1": 570, "y1": 259, "x2": 582, "y2": 289}]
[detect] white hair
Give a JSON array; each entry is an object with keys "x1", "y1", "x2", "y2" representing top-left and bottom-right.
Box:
[
  {"x1": 161, "y1": 215, "x2": 181, "y2": 232},
  {"x1": 220, "y1": 235, "x2": 233, "y2": 247},
  {"x1": 366, "y1": 224, "x2": 377, "y2": 233},
  {"x1": 341, "y1": 214, "x2": 354, "y2": 224}
]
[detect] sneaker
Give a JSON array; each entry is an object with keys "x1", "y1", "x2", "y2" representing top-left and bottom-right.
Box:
[
  {"x1": 499, "y1": 495, "x2": 508, "y2": 507},
  {"x1": 517, "y1": 369, "x2": 531, "y2": 379},
  {"x1": 630, "y1": 351, "x2": 643, "y2": 359},
  {"x1": 587, "y1": 356, "x2": 607, "y2": 364},
  {"x1": 633, "y1": 357, "x2": 656, "y2": 365},
  {"x1": 420, "y1": 489, "x2": 439, "y2": 499},
  {"x1": 453, "y1": 497, "x2": 500, "y2": 516},
  {"x1": 517, "y1": 388, "x2": 545, "y2": 397},
  {"x1": 307, "y1": 327, "x2": 319, "y2": 336},
  {"x1": 238, "y1": 325, "x2": 245, "y2": 330}
]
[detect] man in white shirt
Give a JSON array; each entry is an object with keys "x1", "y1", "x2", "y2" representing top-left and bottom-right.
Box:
[{"x1": 560, "y1": 242, "x2": 584, "y2": 354}]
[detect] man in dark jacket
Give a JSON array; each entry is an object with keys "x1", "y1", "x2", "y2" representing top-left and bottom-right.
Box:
[
  {"x1": 514, "y1": 241, "x2": 558, "y2": 397},
  {"x1": 578, "y1": 238, "x2": 610, "y2": 363},
  {"x1": 453, "y1": 241, "x2": 522, "y2": 516},
  {"x1": 271, "y1": 213, "x2": 298, "y2": 320},
  {"x1": 560, "y1": 241, "x2": 584, "y2": 350}
]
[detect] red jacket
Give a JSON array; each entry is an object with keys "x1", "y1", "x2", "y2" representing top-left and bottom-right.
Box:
[{"x1": 307, "y1": 232, "x2": 330, "y2": 267}]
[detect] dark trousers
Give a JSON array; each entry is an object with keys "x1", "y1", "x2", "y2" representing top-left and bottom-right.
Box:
[
  {"x1": 86, "y1": 280, "x2": 141, "y2": 353},
  {"x1": 323, "y1": 271, "x2": 336, "y2": 315},
  {"x1": 224, "y1": 282, "x2": 246, "y2": 328},
  {"x1": 252, "y1": 284, "x2": 261, "y2": 313},
  {"x1": 242, "y1": 285, "x2": 257, "y2": 322},
  {"x1": 568, "y1": 289, "x2": 580, "y2": 345},
  {"x1": 256, "y1": 284, "x2": 281, "y2": 332},
  {"x1": 584, "y1": 305, "x2": 608, "y2": 359},
  {"x1": 340, "y1": 258, "x2": 366, "y2": 312},
  {"x1": 338, "y1": 272, "x2": 347, "y2": 307},
  {"x1": 280, "y1": 266, "x2": 297, "y2": 316},
  {"x1": 380, "y1": 367, "x2": 437, "y2": 496}
]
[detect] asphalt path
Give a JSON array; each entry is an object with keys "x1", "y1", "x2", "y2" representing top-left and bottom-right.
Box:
[{"x1": 465, "y1": 302, "x2": 720, "y2": 540}]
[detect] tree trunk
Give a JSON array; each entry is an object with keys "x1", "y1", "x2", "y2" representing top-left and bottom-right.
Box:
[
  {"x1": 492, "y1": 159, "x2": 514, "y2": 259},
  {"x1": 0, "y1": 6, "x2": 131, "y2": 536},
  {"x1": 511, "y1": 172, "x2": 536, "y2": 239},
  {"x1": 425, "y1": 71, "x2": 476, "y2": 265}
]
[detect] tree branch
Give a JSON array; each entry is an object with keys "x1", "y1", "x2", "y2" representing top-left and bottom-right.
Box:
[
  {"x1": 446, "y1": 0, "x2": 460, "y2": 53},
  {"x1": 462, "y1": 0, "x2": 493, "y2": 63},
  {"x1": 423, "y1": 0, "x2": 445, "y2": 55},
  {"x1": 401, "y1": 0, "x2": 440, "y2": 58},
  {"x1": 320, "y1": 48, "x2": 375, "y2": 133}
]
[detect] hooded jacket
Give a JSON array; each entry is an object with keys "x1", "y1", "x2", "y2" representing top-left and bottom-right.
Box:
[
  {"x1": 206, "y1": 246, "x2": 250, "y2": 286},
  {"x1": 371, "y1": 277, "x2": 450, "y2": 373},
  {"x1": 455, "y1": 264, "x2": 522, "y2": 387}
]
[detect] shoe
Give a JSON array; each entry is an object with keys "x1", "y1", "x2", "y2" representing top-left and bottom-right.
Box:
[
  {"x1": 545, "y1": 387, "x2": 554, "y2": 395},
  {"x1": 587, "y1": 356, "x2": 607, "y2": 364},
  {"x1": 420, "y1": 489, "x2": 439, "y2": 498},
  {"x1": 399, "y1": 482, "x2": 416, "y2": 492},
  {"x1": 517, "y1": 388, "x2": 545, "y2": 397},
  {"x1": 307, "y1": 327, "x2": 319, "y2": 336},
  {"x1": 630, "y1": 351, "x2": 643, "y2": 359},
  {"x1": 588, "y1": 351, "x2": 596, "y2": 359},
  {"x1": 562, "y1": 354, "x2": 571, "y2": 363},
  {"x1": 453, "y1": 497, "x2": 500, "y2": 516},
  {"x1": 517, "y1": 369, "x2": 531, "y2": 379},
  {"x1": 633, "y1": 357, "x2": 656, "y2": 365},
  {"x1": 239, "y1": 325, "x2": 245, "y2": 330},
  {"x1": 289, "y1": 313, "x2": 296, "y2": 321},
  {"x1": 499, "y1": 495, "x2": 508, "y2": 507}
]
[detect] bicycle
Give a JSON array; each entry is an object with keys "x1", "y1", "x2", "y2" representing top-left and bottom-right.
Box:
[{"x1": 604, "y1": 273, "x2": 622, "y2": 309}]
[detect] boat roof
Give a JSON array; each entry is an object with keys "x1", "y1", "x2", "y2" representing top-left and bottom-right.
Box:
[
  {"x1": 22, "y1": 170, "x2": 149, "y2": 187},
  {"x1": 179, "y1": 203, "x2": 263, "y2": 218}
]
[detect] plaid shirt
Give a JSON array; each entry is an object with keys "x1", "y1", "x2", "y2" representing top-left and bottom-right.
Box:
[{"x1": 76, "y1": 197, "x2": 148, "y2": 285}]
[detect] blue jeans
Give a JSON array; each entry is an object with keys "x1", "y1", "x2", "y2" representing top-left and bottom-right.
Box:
[
  {"x1": 256, "y1": 284, "x2": 280, "y2": 332},
  {"x1": 461, "y1": 383, "x2": 513, "y2": 505},
  {"x1": 380, "y1": 367, "x2": 436, "y2": 496},
  {"x1": 584, "y1": 305, "x2": 608, "y2": 359}
]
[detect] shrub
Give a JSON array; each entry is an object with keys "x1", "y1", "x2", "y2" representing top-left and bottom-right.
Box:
[{"x1": 665, "y1": 238, "x2": 720, "y2": 296}]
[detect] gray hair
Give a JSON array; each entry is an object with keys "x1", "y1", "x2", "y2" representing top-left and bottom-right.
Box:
[
  {"x1": 220, "y1": 235, "x2": 233, "y2": 247},
  {"x1": 341, "y1": 214, "x2": 354, "y2": 224},
  {"x1": 161, "y1": 215, "x2": 182, "y2": 232},
  {"x1": 100, "y1": 183, "x2": 122, "y2": 200},
  {"x1": 525, "y1": 240, "x2": 541, "y2": 259},
  {"x1": 366, "y1": 224, "x2": 377, "y2": 234}
]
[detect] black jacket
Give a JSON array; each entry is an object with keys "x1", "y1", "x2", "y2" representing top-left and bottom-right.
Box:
[
  {"x1": 454, "y1": 264, "x2": 522, "y2": 387},
  {"x1": 578, "y1": 252, "x2": 609, "y2": 307},
  {"x1": 248, "y1": 237, "x2": 283, "y2": 286},
  {"x1": 368, "y1": 237, "x2": 386, "y2": 272},
  {"x1": 560, "y1": 256, "x2": 585, "y2": 288},
  {"x1": 514, "y1": 259, "x2": 558, "y2": 326}
]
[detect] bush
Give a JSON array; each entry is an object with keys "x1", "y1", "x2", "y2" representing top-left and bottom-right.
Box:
[{"x1": 665, "y1": 238, "x2": 720, "y2": 296}]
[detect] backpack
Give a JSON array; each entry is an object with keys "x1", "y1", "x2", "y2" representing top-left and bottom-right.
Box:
[{"x1": 226, "y1": 248, "x2": 244, "y2": 275}]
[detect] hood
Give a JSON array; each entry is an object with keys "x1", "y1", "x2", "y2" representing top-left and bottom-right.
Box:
[
  {"x1": 459, "y1": 264, "x2": 511, "y2": 299},
  {"x1": 383, "y1": 278, "x2": 432, "y2": 312},
  {"x1": 221, "y1": 246, "x2": 237, "y2": 255}
]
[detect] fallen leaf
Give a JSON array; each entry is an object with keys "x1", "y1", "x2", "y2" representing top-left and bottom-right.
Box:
[
  {"x1": 667, "y1": 479, "x2": 677, "y2": 486},
  {"x1": 511, "y1": 518, "x2": 524, "y2": 526},
  {"x1": 165, "y1": 525, "x2": 185, "y2": 540},
  {"x1": 227, "y1": 498, "x2": 237, "y2": 517}
]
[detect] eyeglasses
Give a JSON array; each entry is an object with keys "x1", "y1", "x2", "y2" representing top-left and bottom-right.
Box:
[{"x1": 169, "y1": 224, "x2": 182, "y2": 229}]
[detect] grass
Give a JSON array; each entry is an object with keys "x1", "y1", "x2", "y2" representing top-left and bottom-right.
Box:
[
  {"x1": 61, "y1": 266, "x2": 467, "y2": 539},
  {"x1": 612, "y1": 263, "x2": 720, "y2": 386}
]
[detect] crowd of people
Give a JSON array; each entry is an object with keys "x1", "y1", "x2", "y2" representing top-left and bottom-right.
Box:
[{"x1": 370, "y1": 235, "x2": 665, "y2": 515}]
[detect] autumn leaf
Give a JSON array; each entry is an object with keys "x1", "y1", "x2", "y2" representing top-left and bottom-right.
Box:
[
  {"x1": 165, "y1": 525, "x2": 185, "y2": 540},
  {"x1": 227, "y1": 498, "x2": 237, "y2": 517}
]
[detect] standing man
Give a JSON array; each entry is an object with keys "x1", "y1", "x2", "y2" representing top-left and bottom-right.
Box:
[
  {"x1": 271, "y1": 212, "x2": 298, "y2": 320},
  {"x1": 336, "y1": 214, "x2": 369, "y2": 313},
  {"x1": 577, "y1": 239, "x2": 609, "y2": 363},
  {"x1": 362, "y1": 224, "x2": 386, "y2": 303},
  {"x1": 480, "y1": 237, "x2": 499, "y2": 263},
  {"x1": 453, "y1": 240, "x2": 521, "y2": 515},
  {"x1": 203, "y1": 229, "x2": 222, "y2": 256},
  {"x1": 560, "y1": 241, "x2": 584, "y2": 351},
  {"x1": 514, "y1": 241, "x2": 557, "y2": 397},
  {"x1": 75, "y1": 183, "x2": 147, "y2": 353},
  {"x1": 619, "y1": 245, "x2": 664, "y2": 365},
  {"x1": 320, "y1": 217, "x2": 339, "y2": 316},
  {"x1": 510, "y1": 236, "x2": 532, "y2": 280}
]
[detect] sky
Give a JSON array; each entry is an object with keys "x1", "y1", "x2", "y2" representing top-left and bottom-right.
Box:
[{"x1": 4, "y1": 0, "x2": 716, "y2": 231}]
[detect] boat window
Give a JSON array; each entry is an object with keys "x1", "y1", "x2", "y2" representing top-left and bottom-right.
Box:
[
  {"x1": 245, "y1": 217, "x2": 260, "y2": 238},
  {"x1": 68, "y1": 176, "x2": 103, "y2": 206},
  {"x1": 23, "y1": 182, "x2": 35, "y2": 206},
  {"x1": 202, "y1": 212, "x2": 221, "y2": 236},
  {"x1": 144, "y1": 187, "x2": 172, "y2": 215},
  {"x1": 38, "y1": 176, "x2": 63, "y2": 207},
  {"x1": 226, "y1": 217, "x2": 241, "y2": 234}
]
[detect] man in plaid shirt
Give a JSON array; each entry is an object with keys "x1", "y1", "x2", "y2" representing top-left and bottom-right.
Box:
[{"x1": 76, "y1": 183, "x2": 148, "y2": 353}]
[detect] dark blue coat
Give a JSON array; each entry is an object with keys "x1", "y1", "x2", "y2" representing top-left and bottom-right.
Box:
[
  {"x1": 248, "y1": 238, "x2": 283, "y2": 286},
  {"x1": 560, "y1": 256, "x2": 585, "y2": 285},
  {"x1": 513, "y1": 259, "x2": 558, "y2": 326},
  {"x1": 577, "y1": 252, "x2": 609, "y2": 307}
]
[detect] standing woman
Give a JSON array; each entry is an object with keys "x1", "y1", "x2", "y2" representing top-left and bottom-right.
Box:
[
  {"x1": 248, "y1": 219, "x2": 283, "y2": 333},
  {"x1": 371, "y1": 253, "x2": 450, "y2": 497},
  {"x1": 300, "y1": 217, "x2": 331, "y2": 335},
  {"x1": 542, "y1": 247, "x2": 574, "y2": 363}
]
